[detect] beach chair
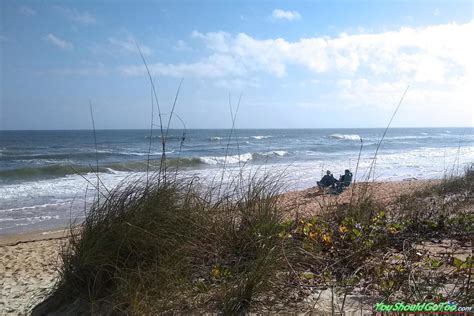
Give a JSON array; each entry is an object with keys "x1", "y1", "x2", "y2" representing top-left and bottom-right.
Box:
[
  {"x1": 341, "y1": 172, "x2": 352, "y2": 187},
  {"x1": 333, "y1": 172, "x2": 353, "y2": 194}
]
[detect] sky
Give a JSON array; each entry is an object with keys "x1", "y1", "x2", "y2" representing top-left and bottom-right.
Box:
[{"x1": 1, "y1": 0, "x2": 473, "y2": 130}]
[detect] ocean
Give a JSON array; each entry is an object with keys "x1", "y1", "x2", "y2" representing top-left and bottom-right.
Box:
[{"x1": 1, "y1": 128, "x2": 473, "y2": 235}]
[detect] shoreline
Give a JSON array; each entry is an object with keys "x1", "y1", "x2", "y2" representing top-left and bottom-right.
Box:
[
  {"x1": 0, "y1": 229, "x2": 69, "y2": 246},
  {"x1": 0, "y1": 177, "x2": 440, "y2": 239},
  {"x1": 0, "y1": 179, "x2": 439, "y2": 243}
]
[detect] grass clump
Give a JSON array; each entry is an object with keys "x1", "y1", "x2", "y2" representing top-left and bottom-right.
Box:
[{"x1": 36, "y1": 172, "x2": 288, "y2": 314}]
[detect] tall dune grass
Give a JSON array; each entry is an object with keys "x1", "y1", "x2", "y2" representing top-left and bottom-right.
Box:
[{"x1": 34, "y1": 172, "x2": 290, "y2": 314}]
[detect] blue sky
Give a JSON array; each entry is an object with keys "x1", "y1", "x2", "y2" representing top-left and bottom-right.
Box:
[{"x1": 1, "y1": 0, "x2": 473, "y2": 129}]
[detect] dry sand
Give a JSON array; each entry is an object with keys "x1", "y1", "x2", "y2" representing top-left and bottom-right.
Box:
[
  {"x1": 0, "y1": 230, "x2": 67, "y2": 315},
  {"x1": 280, "y1": 179, "x2": 438, "y2": 218},
  {"x1": 0, "y1": 180, "x2": 441, "y2": 314}
]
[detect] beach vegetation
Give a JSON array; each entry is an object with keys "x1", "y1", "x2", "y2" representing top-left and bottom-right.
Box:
[{"x1": 33, "y1": 165, "x2": 473, "y2": 314}]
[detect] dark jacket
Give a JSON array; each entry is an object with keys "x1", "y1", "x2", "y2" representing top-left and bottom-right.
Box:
[
  {"x1": 320, "y1": 174, "x2": 337, "y2": 187},
  {"x1": 339, "y1": 172, "x2": 353, "y2": 186}
]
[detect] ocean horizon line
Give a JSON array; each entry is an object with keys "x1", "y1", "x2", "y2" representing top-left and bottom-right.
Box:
[{"x1": 1, "y1": 126, "x2": 472, "y2": 132}]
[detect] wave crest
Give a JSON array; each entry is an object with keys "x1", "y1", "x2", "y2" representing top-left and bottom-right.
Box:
[
  {"x1": 329, "y1": 134, "x2": 361, "y2": 141},
  {"x1": 199, "y1": 153, "x2": 253, "y2": 165}
]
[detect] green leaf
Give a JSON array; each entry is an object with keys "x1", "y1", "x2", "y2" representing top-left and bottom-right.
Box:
[
  {"x1": 301, "y1": 272, "x2": 315, "y2": 280},
  {"x1": 429, "y1": 258, "x2": 442, "y2": 269},
  {"x1": 453, "y1": 257, "x2": 463, "y2": 268}
]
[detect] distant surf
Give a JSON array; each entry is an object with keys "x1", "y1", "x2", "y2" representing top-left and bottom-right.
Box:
[{"x1": 328, "y1": 134, "x2": 361, "y2": 141}]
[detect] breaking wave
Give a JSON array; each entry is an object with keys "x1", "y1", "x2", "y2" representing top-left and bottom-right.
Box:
[
  {"x1": 0, "y1": 150, "x2": 291, "y2": 181},
  {"x1": 198, "y1": 150, "x2": 288, "y2": 165},
  {"x1": 251, "y1": 135, "x2": 272, "y2": 140},
  {"x1": 329, "y1": 134, "x2": 361, "y2": 141}
]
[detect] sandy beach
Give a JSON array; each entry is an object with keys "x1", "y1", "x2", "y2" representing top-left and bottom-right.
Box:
[
  {"x1": 280, "y1": 179, "x2": 438, "y2": 218},
  {"x1": 0, "y1": 230, "x2": 67, "y2": 315},
  {"x1": 0, "y1": 179, "x2": 453, "y2": 314}
]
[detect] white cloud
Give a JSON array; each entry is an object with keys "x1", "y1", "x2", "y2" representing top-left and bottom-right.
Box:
[
  {"x1": 44, "y1": 34, "x2": 73, "y2": 50},
  {"x1": 119, "y1": 21, "x2": 473, "y2": 116},
  {"x1": 174, "y1": 39, "x2": 190, "y2": 51},
  {"x1": 54, "y1": 6, "x2": 96, "y2": 25},
  {"x1": 167, "y1": 21, "x2": 473, "y2": 81},
  {"x1": 271, "y1": 9, "x2": 301, "y2": 21},
  {"x1": 19, "y1": 6, "x2": 36, "y2": 16},
  {"x1": 332, "y1": 77, "x2": 473, "y2": 125},
  {"x1": 108, "y1": 36, "x2": 153, "y2": 55},
  {"x1": 119, "y1": 54, "x2": 244, "y2": 78},
  {"x1": 336, "y1": 78, "x2": 408, "y2": 108}
]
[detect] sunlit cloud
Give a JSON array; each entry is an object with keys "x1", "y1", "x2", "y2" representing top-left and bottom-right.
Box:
[
  {"x1": 174, "y1": 39, "x2": 190, "y2": 51},
  {"x1": 121, "y1": 21, "x2": 473, "y2": 82},
  {"x1": 271, "y1": 9, "x2": 301, "y2": 21},
  {"x1": 119, "y1": 20, "x2": 473, "y2": 117}
]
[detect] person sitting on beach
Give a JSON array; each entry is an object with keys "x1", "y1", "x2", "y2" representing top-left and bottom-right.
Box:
[
  {"x1": 335, "y1": 169, "x2": 353, "y2": 194},
  {"x1": 317, "y1": 170, "x2": 338, "y2": 189},
  {"x1": 339, "y1": 169, "x2": 353, "y2": 187}
]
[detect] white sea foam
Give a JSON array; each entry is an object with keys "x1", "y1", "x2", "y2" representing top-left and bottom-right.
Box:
[
  {"x1": 0, "y1": 215, "x2": 60, "y2": 223},
  {"x1": 0, "y1": 217, "x2": 15, "y2": 223},
  {"x1": 269, "y1": 150, "x2": 287, "y2": 156},
  {"x1": 385, "y1": 135, "x2": 437, "y2": 140},
  {"x1": 0, "y1": 202, "x2": 68, "y2": 213},
  {"x1": 198, "y1": 150, "x2": 287, "y2": 165},
  {"x1": 257, "y1": 150, "x2": 288, "y2": 157},
  {"x1": 251, "y1": 135, "x2": 271, "y2": 140},
  {"x1": 25, "y1": 215, "x2": 60, "y2": 222},
  {"x1": 199, "y1": 153, "x2": 253, "y2": 165},
  {"x1": 124, "y1": 150, "x2": 174, "y2": 156},
  {"x1": 329, "y1": 134, "x2": 361, "y2": 141}
]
